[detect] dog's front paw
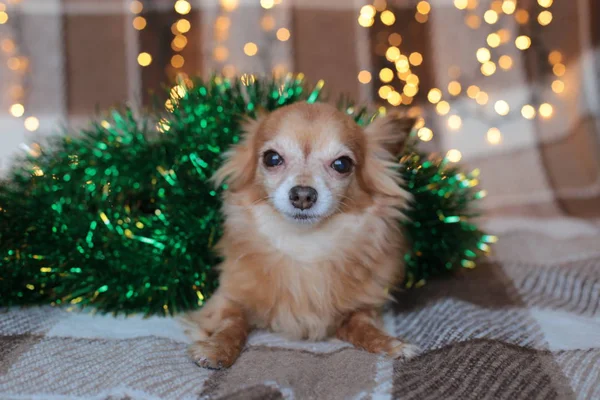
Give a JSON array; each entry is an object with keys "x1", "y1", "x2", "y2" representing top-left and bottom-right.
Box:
[
  {"x1": 188, "y1": 340, "x2": 236, "y2": 370},
  {"x1": 387, "y1": 339, "x2": 421, "y2": 361}
]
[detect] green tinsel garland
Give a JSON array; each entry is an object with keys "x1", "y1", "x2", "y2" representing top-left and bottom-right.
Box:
[{"x1": 0, "y1": 75, "x2": 494, "y2": 316}]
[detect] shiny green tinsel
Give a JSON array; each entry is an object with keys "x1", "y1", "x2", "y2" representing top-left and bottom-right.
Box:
[{"x1": 0, "y1": 75, "x2": 491, "y2": 316}]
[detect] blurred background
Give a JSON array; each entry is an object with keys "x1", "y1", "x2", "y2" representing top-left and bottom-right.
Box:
[{"x1": 0, "y1": 0, "x2": 598, "y2": 218}]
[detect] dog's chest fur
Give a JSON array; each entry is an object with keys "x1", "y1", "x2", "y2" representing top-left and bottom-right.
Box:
[{"x1": 219, "y1": 204, "x2": 400, "y2": 340}]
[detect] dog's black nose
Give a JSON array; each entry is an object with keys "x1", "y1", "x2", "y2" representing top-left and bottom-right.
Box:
[{"x1": 289, "y1": 186, "x2": 318, "y2": 210}]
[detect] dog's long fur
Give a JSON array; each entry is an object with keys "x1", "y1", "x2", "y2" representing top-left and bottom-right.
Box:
[{"x1": 185, "y1": 102, "x2": 418, "y2": 369}]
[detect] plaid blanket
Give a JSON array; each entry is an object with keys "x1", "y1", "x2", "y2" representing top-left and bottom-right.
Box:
[{"x1": 1, "y1": 217, "x2": 599, "y2": 400}]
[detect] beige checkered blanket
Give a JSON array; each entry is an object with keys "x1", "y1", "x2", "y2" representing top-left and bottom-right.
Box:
[{"x1": 1, "y1": 217, "x2": 599, "y2": 400}]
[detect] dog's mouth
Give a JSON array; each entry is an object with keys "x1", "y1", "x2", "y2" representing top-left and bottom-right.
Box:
[{"x1": 286, "y1": 212, "x2": 322, "y2": 224}]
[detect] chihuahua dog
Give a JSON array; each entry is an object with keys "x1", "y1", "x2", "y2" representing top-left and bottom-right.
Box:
[{"x1": 185, "y1": 102, "x2": 418, "y2": 369}]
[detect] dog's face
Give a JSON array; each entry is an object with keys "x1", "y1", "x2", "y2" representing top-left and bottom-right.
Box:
[{"x1": 214, "y1": 102, "x2": 414, "y2": 226}]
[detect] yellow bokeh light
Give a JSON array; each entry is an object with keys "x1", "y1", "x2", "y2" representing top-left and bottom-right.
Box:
[
  {"x1": 548, "y1": 50, "x2": 562, "y2": 65},
  {"x1": 276, "y1": 28, "x2": 290, "y2": 41},
  {"x1": 7, "y1": 57, "x2": 19, "y2": 70},
  {"x1": 378, "y1": 85, "x2": 393, "y2": 99},
  {"x1": 176, "y1": 19, "x2": 191, "y2": 33},
  {"x1": 415, "y1": 12, "x2": 429, "y2": 23},
  {"x1": 220, "y1": 0, "x2": 239, "y2": 12},
  {"x1": 467, "y1": 0, "x2": 479, "y2": 10},
  {"x1": 481, "y1": 61, "x2": 497, "y2": 76},
  {"x1": 129, "y1": 0, "x2": 143, "y2": 14},
  {"x1": 388, "y1": 33, "x2": 402, "y2": 46},
  {"x1": 133, "y1": 16, "x2": 147, "y2": 30},
  {"x1": 428, "y1": 88, "x2": 442, "y2": 104},
  {"x1": 260, "y1": 0, "x2": 274, "y2": 9},
  {"x1": 402, "y1": 94, "x2": 414, "y2": 105},
  {"x1": 487, "y1": 33, "x2": 501, "y2": 47},
  {"x1": 172, "y1": 35, "x2": 188, "y2": 50},
  {"x1": 454, "y1": 0, "x2": 468, "y2": 9},
  {"x1": 467, "y1": 85, "x2": 480, "y2": 99},
  {"x1": 486, "y1": 128, "x2": 502, "y2": 144},
  {"x1": 436, "y1": 101, "x2": 451, "y2": 116},
  {"x1": 1, "y1": 39, "x2": 14, "y2": 53},
  {"x1": 244, "y1": 42, "x2": 258, "y2": 56},
  {"x1": 521, "y1": 104, "x2": 536, "y2": 119},
  {"x1": 475, "y1": 91, "x2": 489, "y2": 105},
  {"x1": 409, "y1": 52, "x2": 423, "y2": 66},
  {"x1": 539, "y1": 103, "x2": 553, "y2": 118},
  {"x1": 358, "y1": 15, "x2": 374, "y2": 27},
  {"x1": 499, "y1": 55, "x2": 513, "y2": 70},
  {"x1": 448, "y1": 115, "x2": 462, "y2": 130},
  {"x1": 379, "y1": 68, "x2": 394, "y2": 83},
  {"x1": 381, "y1": 10, "x2": 396, "y2": 25},
  {"x1": 502, "y1": 0, "x2": 516, "y2": 14},
  {"x1": 553, "y1": 63, "x2": 566, "y2": 76},
  {"x1": 213, "y1": 46, "x2": 229, "y2": 62},
  {"x1": 261, "y1": 15, "x2": 275, "y2": 31},
  {"x1": 24, "y1": 116, "x2": 39, "y2": 132},
  {"x1": 397, "y1": 70, "x2": 411, "y2": 80},
  {"x1": 403, "y1": 85, "x2": 418, "y2": 97},
  {"x1": 515, "y1": 35, "x2": 531, "y2": 50},
  {"x1": 171, "y1": 54, "x2": 185, "y2": 68},
  {"x1": 446, "y1": 149, "x2": 462, "y2": 163},
  {"x1": 538, "y1": 0, "x2": 553, "y2": 7},
  {"x1": 137, "y1": 52, "x2": 152, "y2": 66},
  {"x1": 491, "y1": 0, "x2": 503, "y2": 12},
  {"x1": 406, "y1": 74, "x2": 419, "y2": 86},
  {"x1": 0, "y1": 11, "x2": 8, "y2": 24},
  {"x1": 215, "y1": 16, "x2": 231, "y2": 31},
  {"x1": 538, "y1": 11, "x2": 552, "y2": 26},
  {"x1": 9, "y1": 103, "x2": 24, "y2": 117},
  {"x1": 494, "y1": 100, "x2": 510, "y2": 116},
  {"x1": 416, "y1": 1, "x2": 431, "y2": 14},
  {"x1": 465, "y1": 14, "x2": 481, "y2": 29},
  {"x1": 395, "y1": 56, "x2": 410, "y2": 72},
  {"x1": 515, "y1": 9, "x2": 529, "y2": 24},
  {"x1": 448, "y1": 81, "x2": 462, "y2": 96},
  {"x1": 165, "y1": 99, "x2": 174, "y2": 112},
  {"x1": 358, "y1": 70, "x2": 372, "y2": 84},
  {"x1": 157, "y1": 118, "x2": 170, "y2": 133},
  {"x1": 388, "y1": 91, "x2": 402, "y2": 106},
  {"x1": 373, "y1": 0, "x2": 387, "y2": 11},
  {"x1": 484, "y1": 10, "x2": 498, "y2": 24},
  {"x1": 476, "y1": 47, "x2": 491, "y2": 63},
  {"x1": 174, "y1": 0, "x2": 191, "y2": 15},
  {"x1": 418, "y1": 127, "x2": 434, "y2": 142},
  {"x1": 552, "y1": 80, "x2": 565, "y2": 94},
  {"x1": 386, "y1": 46, "x2": 401, "y2": 61},
  {"x1": 360, "y1": 5, "x2": 376, "y2": 18}
]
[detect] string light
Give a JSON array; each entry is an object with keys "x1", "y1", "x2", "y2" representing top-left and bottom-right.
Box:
[
  {"x1": 467, "y1": 85, "x2": 480, "y2": 99},
  {"x1": 454, "y1": 0, "x2": 468, "y2": 10},
  {"x1": 9, "y1": 103, "x2": 24, "y2": 117},
  {"x1": 552, "y1": 63, "x2": 566, "y2": 76},
  {"x1": 487, "y1": 33, "x2": 501, "y2": 47},
  {"x1": 243, "y1": 42, "x2": 258, "y2": 56},
  {"x1": 417, "y1": 127, "x2": 433, "y2": 142},
  {"x1": 385, "y1": 46, "x2": 400, "y2": 61},
  {"x1": 360, "y1": 5, "x2": 376, "y2": 18},
  {"x1": 436, "y1": 101, "x2": 451, "y2": 115},
  {"x1": 494, "y1": 100, "x2": 510, "y2": 116},
  {"x1": 427, "y1": 88, "x2": 442, "y2": 104},
  {"x1": 502, "y1": 0, "x2": 516, "y2": 14},
  {"x1": 260, "y1": 0, "x2": 274, "y2": 9},
  {"x1": 515, "y1": 9, "x2": 529, "y2": 24},
  {"x1": 476, "y1": 48, "x2": 491, "y2": 63},
  {"x1": 551, "y1": 80, "x2": 564, "y2": 94},
  {"x1": 465, "y1": 14, "x2": 481, "y2": 29},
  {"x1": 358, "y1": 14, "x2": 374, "y2": 27},
  {"x1": 171, "y1": 54, "x2": 185, "y2": 68},
  {"x1": 483, "y1": 10, "x2": 498, "y2": 24},
  {"x1": 174, "y1": 0, "x2": 191, "y2": 15},
  {"x1": 515, "y1": 35, "x2": 531, "y2": 50},
  {"x1": 498, "y1": 55, "x2": 513, "y2": 70},
  {"x1": 129, "y1": 0, "x2": 143, "y2": 14},
  {"x1": 481, "y1": 61, "x2": 496, "y2": 76},
  {"x1": 446, "y1": 149, "x2": 462, "y2": 163},
  {"x1": 448, "y1": 115, "x2": 462, "y2": 130},
  {"x1": 378, "y1": 85, "x2": 392, "y2": 99},
  {"x1": 486, "y1": 128, "x2": 502, "y2": 144},
  {"x1": 406, "y1": 74, "x2": 419, "y2": 86},
  {"x1": 219, "y1": 0, "x2": 239, "y2": 12},
  {"x1": 537, "y1": 0, "x2": 553, "y2": 7},
  {"x1": 261, "y1": 15, "x2": 275, "y2": 31},
  {"x1": 416, "y1": 1, "x2": 431, "y2": 14},
  {"x1": 415, "y1": 12, "x2": 428, "y2": 23},
  {"x1": 403, "y1": 85, "x2": 418, "y2": 97},
  {"x1": 475, "y1": 91, "x2": 489, "y2": 105},
  {"x1": 539, "y1": 103, "x2": 553, "y2": 118},
  {"x1": 137, "y1": 52, "x2": 152, "y2": 66},
  {"x1": 538, "y1": 11, "x2": 552, "y2": 26},
  {"x1": 381, "y1": 10, "x2": 396, "y2": 26},
  {"x1": 388, "y1": 33, "x2": 402, "y2": 46},
  {"x1": 497, "y1": 29, "x2": 511, "y2": 44},
  {"x1": 409, "y1": 52, "x2": 423, "y2": 66},
  {"x1": 448, "y1": 81, "x2": 462, "y2": 96},
  {"x1": 276, "y1": 28, "x2": 290, "y2": 41},
  {"x1": 133, "y1": 16, "x2": 146, "y2": 30},
  {"x1": 521, "y1": 105, "x2": 536, "y2": 119},
  {"x1": 379, "y1": 68, "x2": 394, "y2": 83},
  {"x1": 357, "y1": 70, "x2": 372, "y2": 84},
  {"x1": 24, "y1": 116, "x2": 39, "y2": 132},
  {"x1": 548, "y1": 50, "x2": 562, "y2": 64},
  {"x1": 176, "y1": 19, "x2": 191, "y2": 33},
  {"x1": 387, "y1": 91, "x2": 401, "y2": 106}
]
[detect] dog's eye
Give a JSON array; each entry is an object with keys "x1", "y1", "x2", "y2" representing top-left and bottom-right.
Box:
[
  {"x1": 263, "y1": 150, "x2": 284, "y2": 167},
  {"x1": 331, "y1": 156, "x2": 353, "y2": 174}
]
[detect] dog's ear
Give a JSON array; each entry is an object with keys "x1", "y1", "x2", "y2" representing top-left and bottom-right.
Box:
[
  {"x1": 212, "y1": 114, "x2": 265, "y2": 192},
  {"x1": 363, "y1": 112, "x2": 417, "y2": 156}
]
